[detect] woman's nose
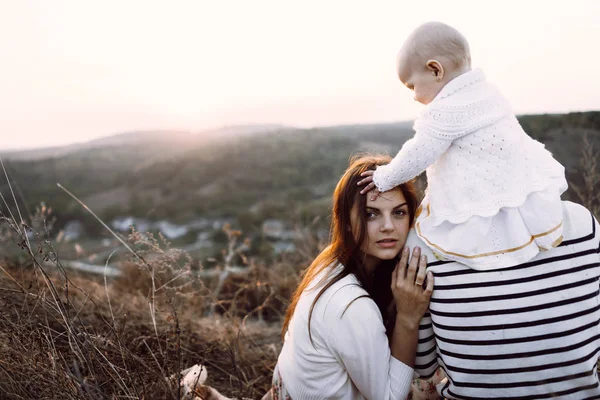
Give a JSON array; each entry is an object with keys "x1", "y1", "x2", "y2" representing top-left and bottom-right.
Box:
[{"x1": 380, "y1": 215, "x2": 394, "y2": 231}]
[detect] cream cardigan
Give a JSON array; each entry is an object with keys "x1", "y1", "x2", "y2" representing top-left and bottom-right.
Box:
[
  {"x1": 372, "y1": 68, "x2": 566, "y2": 226},
  {"x1": 275, "y1": 265, "x2": 414, "y2": 399},
  {"x1": 372, "y1": 69, "x2": 568, "y2": 269}
]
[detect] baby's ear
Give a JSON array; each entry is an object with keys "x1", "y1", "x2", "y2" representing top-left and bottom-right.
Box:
[{"x1": 426, "y1": 59, "x2": 444, "y2": 80}]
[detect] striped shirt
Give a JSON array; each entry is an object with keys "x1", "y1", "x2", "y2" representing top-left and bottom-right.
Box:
[{"x1": 410, "y1": 201, "x2": 600, "y2": 399}]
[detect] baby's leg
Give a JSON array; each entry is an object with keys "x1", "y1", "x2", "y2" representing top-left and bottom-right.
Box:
[{"x1": 518, "y1": 190, "x2": 564, "y2": 251}]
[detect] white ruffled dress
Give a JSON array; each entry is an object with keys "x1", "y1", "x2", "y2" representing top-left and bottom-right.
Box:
[{"x1": 373, "y1": 69, "x2": 568, "y2": 270}]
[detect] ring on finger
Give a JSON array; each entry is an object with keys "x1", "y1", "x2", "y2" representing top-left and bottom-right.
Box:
[{"x1": 415, "y1": 281, "x2": 423, "y2": 286}]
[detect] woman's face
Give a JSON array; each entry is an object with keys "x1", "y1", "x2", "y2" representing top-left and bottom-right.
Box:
[{"x1": 353, "y1": 187, "x2": 411, "y2": 271}]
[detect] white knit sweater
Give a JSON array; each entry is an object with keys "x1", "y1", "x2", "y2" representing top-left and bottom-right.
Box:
[
  {"x1": 276, "y1": 265, "x2": 414, "y2": 399},
  {"x1": 372, "y1": 68, "x2": 566, "y2": 226}
]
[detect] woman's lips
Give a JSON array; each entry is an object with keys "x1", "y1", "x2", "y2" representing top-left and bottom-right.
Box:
[{"x1": 376, "y1": 239, "x2": 398, "y2": 248}]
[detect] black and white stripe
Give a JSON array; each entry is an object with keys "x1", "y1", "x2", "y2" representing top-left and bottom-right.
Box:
[{"x1": 414, "y1": 204, "x2": 600, "y2": 399}]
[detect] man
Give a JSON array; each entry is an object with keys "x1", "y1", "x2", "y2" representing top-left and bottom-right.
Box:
[{"x1": 412, "y1": 201, "x2": 600, "y2": 399}]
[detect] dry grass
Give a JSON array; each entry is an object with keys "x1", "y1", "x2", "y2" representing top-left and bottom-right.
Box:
[
  {"x1": 0, "y1": 193, "x2": 310, "y2": 399},
  {"x1": 0, "y1": 262, "x2": 289, "y2": 399}
]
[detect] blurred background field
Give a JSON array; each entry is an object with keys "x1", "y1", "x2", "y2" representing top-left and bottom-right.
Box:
[
  {"x1": 2, "y1": 112, "x2": 598, "y2": 270},
  {"x1": 0, "y1": 111, "x2": 599, "y2": 398}
]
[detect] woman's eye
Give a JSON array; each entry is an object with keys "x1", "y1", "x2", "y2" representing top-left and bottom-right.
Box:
[
  {"x1": 394, "y1": 210, "x2": 407, "y2": 217},
  {"x1": 366, "y1": 212, "x2": 377, "y2": 219}
]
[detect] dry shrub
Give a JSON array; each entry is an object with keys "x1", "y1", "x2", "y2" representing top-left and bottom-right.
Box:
[
  {"x1": 212, "y1": 260, "x2": 300, "y2": 321},
  {"x1": 0, "y1": 265, "x2": 174, "y2": 399},
  {"x1": 572, "y1": 133, "x2": 600, "y2": 218},
  {"x1": 0, "y1": 204, "x2": 308, "y2": 399},
  {"x1": 0, "y1": 262, "x2": 285, "y2": 399}
]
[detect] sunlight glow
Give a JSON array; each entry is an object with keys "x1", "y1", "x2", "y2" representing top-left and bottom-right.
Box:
[{"x1": 1, "y1": 0, "x2": 598, "y2": 150}]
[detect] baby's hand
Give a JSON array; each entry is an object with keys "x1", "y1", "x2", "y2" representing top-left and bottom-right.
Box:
[{"x1": 357, "y1": 170, "x2": 381, "y2": 200}]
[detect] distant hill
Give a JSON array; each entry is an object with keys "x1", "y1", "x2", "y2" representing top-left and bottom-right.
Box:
[
  {"x1": 83, "y1": 130, "x2": 193, "y2": 147},
  {"x1": 0, "y1": 125, "x2": 293, "y2": 162},
  {"x1": 1, "y1": 130, "x2": 192, "y2": 161},
  {"x1": 0, "y1": 113, "x2": 598, "y2": 237},
  {"x1": 196, "y1": 124, "x2": 292, "y2": 138},
  {"x1": 1, "y1": 145, "x2": 73, "y2": 162}
]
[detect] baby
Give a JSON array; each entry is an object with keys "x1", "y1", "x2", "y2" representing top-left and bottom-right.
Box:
[{"x1": 359, "y1": 21, "x2": 568, "y2": 269}]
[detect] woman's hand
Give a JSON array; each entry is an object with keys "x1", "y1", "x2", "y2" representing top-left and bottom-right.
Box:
[
  {"x1": 388, "y1": 246, "x2": 433, "y2": 368},
  {"x1": 391, "y1": 246, "x2": 433, "y2": 329}
]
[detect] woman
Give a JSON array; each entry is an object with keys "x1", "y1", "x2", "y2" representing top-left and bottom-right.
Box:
[
  {"x1": 193, "y1": 154, "x2": 440, "y2": 400},
  {"x1": 271, "y1": 154, "x2": 434, "y2": 399}
]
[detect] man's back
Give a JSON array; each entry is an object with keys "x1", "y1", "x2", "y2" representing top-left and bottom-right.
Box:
[{"x1": 411, "y1": 201, "x2": 600, "y2": 399}]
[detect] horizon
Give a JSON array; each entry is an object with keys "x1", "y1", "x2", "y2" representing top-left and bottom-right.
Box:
[
  {"x1": 5, "y1": 109, "x2": 593, "y2": 153},
  {"x1": 2, "y1": 1, "x2": 599, "y2": 151},
  {"x1": 2, "y1": 110, "x2": 597, "y2": 153}
]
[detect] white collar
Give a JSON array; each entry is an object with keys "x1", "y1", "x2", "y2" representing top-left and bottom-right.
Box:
[{"x1": 433, "y1": 68, "x2": 486, "y2": 102}]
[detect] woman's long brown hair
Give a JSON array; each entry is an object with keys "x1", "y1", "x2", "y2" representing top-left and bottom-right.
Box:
[{"x1": 281, "y1": 154, "x2": 419, "y2": 341}]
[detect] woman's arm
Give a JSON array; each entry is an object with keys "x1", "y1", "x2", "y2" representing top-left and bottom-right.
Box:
[
  {"x1": 390, "y1": 246, "x2": 434, "y2": 367},
  {"x1": 414, "y1": 312, "x2": 439, "y2": 379},
  {"x1": 329, "y1": 294, "x2": 414, "y2": 400},
  {"x1": 328, "y1": 247, "x2": 433, "y2": 400}
]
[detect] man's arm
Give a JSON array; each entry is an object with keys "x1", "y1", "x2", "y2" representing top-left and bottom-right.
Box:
[{"x1": 414, "y1": 312, "x2": 439, "y2": 379}]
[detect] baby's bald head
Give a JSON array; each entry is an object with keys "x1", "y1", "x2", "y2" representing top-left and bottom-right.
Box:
[{"x1": 398, "y1": 22, "x2": 471, "y2": 77}]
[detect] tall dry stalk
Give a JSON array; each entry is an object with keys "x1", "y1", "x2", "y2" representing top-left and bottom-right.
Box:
[
  {"x1": 0, "y1": 157, "x2": 296, "y2": 399},
  {"x1": 572, "y1": 133, "x2": 600, "y2": 218},
  {"x1": 0, "y1": 158, "x2": 168, "y2": 399}
]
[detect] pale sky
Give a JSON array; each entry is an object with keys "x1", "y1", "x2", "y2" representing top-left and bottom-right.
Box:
[{"x1": 1, "y1": 0, "x2": 599, "y2": 150}]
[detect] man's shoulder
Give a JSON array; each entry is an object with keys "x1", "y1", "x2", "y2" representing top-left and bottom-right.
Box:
[
  {"x1": 406, "y1": 201, "x2": 598, "y2": 260},
  {"x1": 406, "y1": 229, "x2": 440, "y2": 260},
  {"x1": 561, "y1": 201, "x2": 598, "y2": 241}
]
